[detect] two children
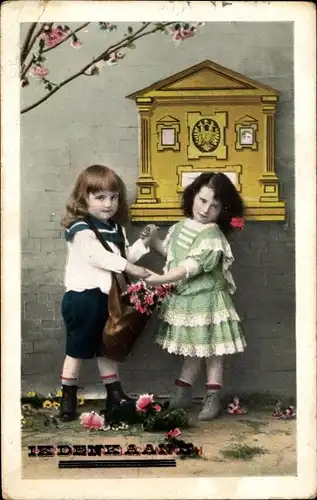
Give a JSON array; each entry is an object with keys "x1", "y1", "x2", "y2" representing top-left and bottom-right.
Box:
[{"x1": 59, "y1": 166, "x2": 245, "y2": 422}]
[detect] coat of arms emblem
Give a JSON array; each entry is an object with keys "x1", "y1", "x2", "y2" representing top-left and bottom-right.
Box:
[{"x1": 192, "y1": 118, "x2": 221, "y2": 152}]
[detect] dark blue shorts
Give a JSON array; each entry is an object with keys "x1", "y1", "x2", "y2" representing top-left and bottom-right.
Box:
[{"x1": 61, "y1": 288, "x2": 108, "y2": 359}]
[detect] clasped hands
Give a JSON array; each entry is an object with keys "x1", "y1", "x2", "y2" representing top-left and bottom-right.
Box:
[{"x1": 140, "y1": 224, "x2": 167, "y2": 285}]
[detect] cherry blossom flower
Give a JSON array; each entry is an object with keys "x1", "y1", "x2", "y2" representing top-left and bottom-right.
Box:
[
  {"x1": 41, "y1": 27, "x2": 69, "y2": 48},
  {"x1": 168, "y1": 23, "x2": 202, "y2": 46},
  {"x1": 29, "y1": 66, "x2": 49, "y2": 79},
  {"x1": 70, "y1": 40, "x2": 82, "y2": 49},
  {"x1": 95, "y1": 60, "x2": 107, "y2": 70}
]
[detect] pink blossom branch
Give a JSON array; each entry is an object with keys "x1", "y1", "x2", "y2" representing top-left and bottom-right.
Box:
[
  {"x1": 21, "y1": 23, "x2": 54, "y2": 78},
  {"x1": 41, "y1": 22, "x2": 91, "y2": 53},
  {"x1": 21, "y1": 23, "x2": 89, "y2": 80},
  {"x1": 21, "y1": 22, "x2": 173, "y2": 114}
]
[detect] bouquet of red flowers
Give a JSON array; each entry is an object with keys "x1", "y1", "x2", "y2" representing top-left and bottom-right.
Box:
[{"x1": 122, "y1": 281, "x2": 174, "y2": 315}]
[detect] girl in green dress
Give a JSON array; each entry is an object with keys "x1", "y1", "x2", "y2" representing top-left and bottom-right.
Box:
[{"x1": 144, "y1": 172, "x2": 246, "y2": 420}]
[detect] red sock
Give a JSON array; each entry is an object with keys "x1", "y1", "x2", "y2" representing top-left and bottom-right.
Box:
[
  {"x1": 175, "y1": 378, "x2": 192, "y2": 388},
  {"x1": 206, "y1": 383, "x2": 222, "y2": 391}
]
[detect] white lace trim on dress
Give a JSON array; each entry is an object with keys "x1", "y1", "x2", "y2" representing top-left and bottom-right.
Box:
[
  {"x1": 161, "y1": 308, "x2": 241, "y2": 326},
  {"x1": 156, "y1": 338, "x2": 246, "y2": 357}
]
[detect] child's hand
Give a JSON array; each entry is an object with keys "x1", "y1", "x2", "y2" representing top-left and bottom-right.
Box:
[
  {"x1": 125, "y1": 263, "x2": 152, "y2": 279},
  {"x1": 140, "y1": 224, "x2": 159, "y2": 247},
  {"x1": 145, "y1": 273, "x2": 166, "y2": 285}
]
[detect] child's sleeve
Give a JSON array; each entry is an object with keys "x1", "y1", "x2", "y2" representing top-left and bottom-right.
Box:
[
  {"x1": 179, "y1": 249, "x2": 223, "y2": 279},
  {"x1": 162, "y1": 224, "x2": 177, "y2": 257},
  {"x1": 178, "y1": 227, "x2": 231, "y2": 279},
  {"x1": 122, "y1": 227, "x2": 150, "y2": 263},
  {"x1": 75, "y1": 230, "x2": 128, "y2": 273}
]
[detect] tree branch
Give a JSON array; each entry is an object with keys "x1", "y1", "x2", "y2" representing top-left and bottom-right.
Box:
[
  {"x1": 21, "y1": 22, "x2": 173, "y2": 114},
  {"x1": 21, "y1": 55, "x2": 36, "y2": 80},
  {"x1": 20, "y1": 23, "x2": 38, "y2": 65},
  {"x1": 41, "y1": 22, "x2": 91, "y2": 53},
  {"x1": 22, "y1": 23, "x2": 48, "y2": 65}
]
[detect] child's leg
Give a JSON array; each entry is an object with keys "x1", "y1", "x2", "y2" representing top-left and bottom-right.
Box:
[
  {"x1": 205, "y1": 355, "x2": 224, "y2": 387},
  {"x1": 170, "y1": 357, "x2": 202, "y2": 409},
  {"x1": 97, "y1": 357, "x2": 134, "y2": 413},
  {"x1": 61, "y1": 355, "x2": 82, "y2": 386},
  {"x1": 97, "y1": 357, "x2": 119, "y2": 385},
  {"x1": 179, "y1": 357, "x2": 203, "y2": 385},
  {"x1": 59, "y1": 355, "x2": 83, "y2": 421},
  {"x1": 198, "y1": 355, "x2": 224, "y2": 421}
]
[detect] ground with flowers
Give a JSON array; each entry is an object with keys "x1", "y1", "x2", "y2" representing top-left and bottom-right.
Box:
[{"x1": 21, "y1": 398, "x2": 296, "y2": 479}]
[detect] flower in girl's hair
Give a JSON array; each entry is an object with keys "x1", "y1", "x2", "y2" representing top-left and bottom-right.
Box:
[
  {"x1": 122, "y1": 281, "x2": 174, "y2": 315},
  {"x1": 230, "y1": 217, "x2": 244, "y2": 229}
]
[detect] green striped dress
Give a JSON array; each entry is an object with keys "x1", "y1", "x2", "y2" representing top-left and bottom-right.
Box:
[{"x1": 156, "y1": 218, "x2": 246, "y2": 357}]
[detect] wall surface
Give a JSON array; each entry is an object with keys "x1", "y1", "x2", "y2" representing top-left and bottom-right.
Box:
[{"x1": 21, "y1": 21, "x2": 295, "y2": 398}]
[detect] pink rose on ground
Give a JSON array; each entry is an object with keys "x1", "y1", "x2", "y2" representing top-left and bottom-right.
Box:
[
  {"x1": 166, "y1": 428, "x2": 182, "y2": 438},
  {"x1": 29, "y1": 66, "x2": 49, "y2": 79},
  {"x1": 136, "y1": 394, "x2": 154, "y2": 412},
  {"x1": 79, "y1": 411, "x2": 104, "y2": 429}
]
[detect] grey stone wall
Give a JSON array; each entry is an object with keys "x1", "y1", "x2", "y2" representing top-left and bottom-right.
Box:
[{"x1": 21, "y1": 22, "x2": 295, "y2": 398}]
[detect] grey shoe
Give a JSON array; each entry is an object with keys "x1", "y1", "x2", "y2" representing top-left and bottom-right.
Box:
[
  {"x1": 198, "y1": 390, "x2": 221, "y2": 421},
  {"x1": 169, "y1": 385, "x2": 193, "y2": 410}
]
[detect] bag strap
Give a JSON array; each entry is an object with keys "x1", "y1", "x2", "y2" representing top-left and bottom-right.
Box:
[{"x1": 84, "y1": 217, "x2": 131, "y2": 285}]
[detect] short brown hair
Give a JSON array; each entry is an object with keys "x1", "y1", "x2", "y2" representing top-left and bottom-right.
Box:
[{"x1": 61, "y1": 165, "x2": 129, "y2": 228}]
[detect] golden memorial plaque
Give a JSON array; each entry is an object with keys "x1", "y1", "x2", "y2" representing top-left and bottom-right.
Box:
[{"x1": 127, "y1": 60, "x2": 285, "y2": 221}]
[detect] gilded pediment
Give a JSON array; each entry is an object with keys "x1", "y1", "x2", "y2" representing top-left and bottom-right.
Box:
[{"x1": 127, "y1": 60, "x2": 279, "y2": 99}]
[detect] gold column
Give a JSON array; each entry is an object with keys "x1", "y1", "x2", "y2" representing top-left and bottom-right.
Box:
[
  {"x1": 259, "y1": 96, "x2": 279, "y2": 202},
  {"x1": 134, "y1": 97, "x2": 158, "y2": 204}
]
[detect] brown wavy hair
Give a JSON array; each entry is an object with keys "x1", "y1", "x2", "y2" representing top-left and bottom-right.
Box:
[
  {"x1": 182, "y1": 172, "x2": 244, "y2": 236},
  {"x1": 61, "y1": 165, "x2": 130, "y2": 228}
]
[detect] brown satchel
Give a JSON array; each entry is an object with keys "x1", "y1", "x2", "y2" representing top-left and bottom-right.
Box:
[{"x1": 85, "y1": 217, "x2": 149, "y2": 362}]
